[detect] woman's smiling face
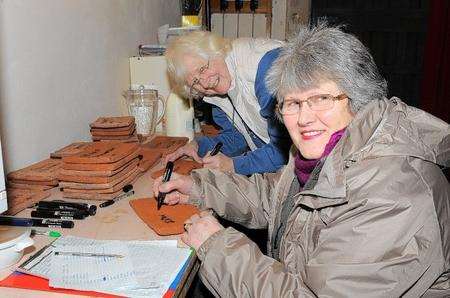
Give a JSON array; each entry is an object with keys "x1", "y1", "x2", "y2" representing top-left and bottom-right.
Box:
[
  {"x1": 282, "y1": 80, "x2": 355, "y2": 159},
  {"x1": 184, "y1": 54, "x2": 231, "y2": 97}
]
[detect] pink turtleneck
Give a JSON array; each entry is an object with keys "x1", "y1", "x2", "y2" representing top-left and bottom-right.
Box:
[{"x1": 294, "y1": 128, "x2": 346, "y2": 187}]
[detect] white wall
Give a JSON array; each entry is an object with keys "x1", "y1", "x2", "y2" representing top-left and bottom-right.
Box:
[{"x1": 0, "y1": 0, "x2": 180, "y2": 172}]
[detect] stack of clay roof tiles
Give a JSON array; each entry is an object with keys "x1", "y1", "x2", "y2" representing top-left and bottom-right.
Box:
[{"x1": 90, "y1": 116, "x2": 138, "y2": 142}]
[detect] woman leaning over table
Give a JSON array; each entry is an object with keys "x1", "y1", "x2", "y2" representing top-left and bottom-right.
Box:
[
  {"x1": 154, "y1": 23, "x2": 450, "y2": 297},
  {"x1": 163, "y1": 31, "x2": 291, "y2": 175}
]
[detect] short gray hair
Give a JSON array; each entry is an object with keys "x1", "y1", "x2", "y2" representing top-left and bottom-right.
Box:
[{"x1": 266, "y1": 22, "x2": 387, "y2": 114}]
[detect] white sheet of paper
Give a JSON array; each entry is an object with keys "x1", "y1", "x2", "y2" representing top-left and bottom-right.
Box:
[{"x1": 45, "y1": 236, "x2": 191, "y2": 297}]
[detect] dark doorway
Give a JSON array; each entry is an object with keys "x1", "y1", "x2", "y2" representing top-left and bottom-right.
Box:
[{"x1": 310, "y1": 0, "x2": 429, "y2": 108}]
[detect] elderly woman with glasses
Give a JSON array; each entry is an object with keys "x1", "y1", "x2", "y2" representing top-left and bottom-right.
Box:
[
  {"x1": 154, "y1": 23, "x2": 450, "y2": 297},
  {"x1": 164, "y1": 31, "x2": 291, "y2": 175}
]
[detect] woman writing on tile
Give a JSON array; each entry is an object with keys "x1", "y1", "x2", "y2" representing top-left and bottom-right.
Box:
[
  {"x1": 154, "y1": 23, "x2": 450, "y2": 296},
  {"x1": 164, "y1": 31, "x2": 291, "y2": 175}
]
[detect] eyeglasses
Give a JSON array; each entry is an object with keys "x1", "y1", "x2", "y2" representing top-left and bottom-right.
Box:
[
  {"x1": 278, "y1": 93, "x2": 349, "y2": 115},
  {"x1": 189, "y1": 60, "x2": 210, "y2": 98}
]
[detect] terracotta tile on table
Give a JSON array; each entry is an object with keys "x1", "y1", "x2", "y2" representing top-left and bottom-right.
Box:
[
  {"x1": 91, "y1": 130, "x2": 136, "y2": 140},
  {"x1": 62, "y1": 167, "x2": 140, "y2": 194},
  {"x1": 58, "y1": 156, "x2": 140, "y2": 177},
  {"x1": 7, "y1": 159, "x2": 62, "y2": 185},
  {"x1": 90, "y1": 124, "x2": 136, "y2": 136},
  {"x1": 6, "y1": 188, "x2": 51, "y2": 215},
  {"x1": 62, "y1": 188, "x2": 123, "y2": 200},
  {"x1": 59, "y1": 164, "x2": 139, "y2": 190},
  {"x1": 130, "y1": 198, "x2": 200, "y2": 236},
  {"x1": 90, "y1": 116, "x2": 135, "y2": 129},
  {"x1": 63, "y1": 141, "x2": 139, "y2": 164},
  {"x1": 92, "y1": 135, "x2": 139, "y2": 143},
  {"x1": 58, "y1": 158, "x2": 139, "y2": 184},
  {"x1": 143, "y1": 135, "x2": 189, "y2": 156},
  {"x1": 151, "y1": 159, "x2": 202, "y2": 179},
  {"x1": 50, "y1": 142, "x2": 93, "y2": 159},
  {"x1": 61, "y1": 169, "x2": 142, "y2": 200},
  {"x1": 6, "y1": 182, "x2": 53, "y2": 191},
  {"x1": 62, "y1": 148, "x2": 140, "y2": 171},
  {"x1": 137, "y1": 147, "x2": 162, "y2": 173}
]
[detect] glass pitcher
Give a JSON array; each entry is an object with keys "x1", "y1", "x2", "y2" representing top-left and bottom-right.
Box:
[{"x1": 122, "y1": 85, "x2": 165, "y2": 139}]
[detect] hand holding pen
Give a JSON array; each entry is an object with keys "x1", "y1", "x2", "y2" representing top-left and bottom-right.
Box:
[
  {"x1": 153, "y1": 172, "x2": 193, "y2": 206},
  {"x1": 202, "y1": 142, "x2": 234, "y2": 172},
  {"x1": 156, "y1": 161, "x2": 174, "y2": 210},
  {"x1": 209, "y1": 142, "x2": 223, "y2": 157}
]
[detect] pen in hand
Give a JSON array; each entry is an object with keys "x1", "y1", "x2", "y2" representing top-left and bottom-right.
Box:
[
  {"x1": 209, "y1": 142, "x2": 223, "y2": 156},
  {"x1": 156, "y1": 161, "x2": 174, "y2": 210}
]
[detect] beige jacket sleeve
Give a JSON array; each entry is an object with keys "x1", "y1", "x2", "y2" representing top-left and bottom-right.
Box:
[
  {"x1": 188, "y1": 168, "x2": 316, "y2": 297},
  {"x1": 189, "y1": 168, "x2": 279, "y2": 229},
  {"x1": 197, "y1": 227, "x2": 316, "y2": 297}
]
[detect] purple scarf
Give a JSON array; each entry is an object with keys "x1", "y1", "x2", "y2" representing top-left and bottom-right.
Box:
[{"x1": 294, "y1": 128, "x2": 346, "y2": 187}]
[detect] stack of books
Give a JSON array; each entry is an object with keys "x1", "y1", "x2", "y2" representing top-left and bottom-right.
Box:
[
  {"x1": 90, "y1": 116, "x2": 138, "y2": 142},
  {"x1": 59, "y1": 141, "x2": 143, "y2": 200}
]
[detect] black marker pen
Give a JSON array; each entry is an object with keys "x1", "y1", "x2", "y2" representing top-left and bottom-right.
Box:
[
  {"x1": 0, "y1": 215, "x2": 74, "y2": 228},
  {"x1": 156, "y1": 161, "x2": 174, "y2": 210},
  {"x1": 35, "y1": 207, "x2": 91, "y2": 218},
  {"x1": 31, "y1": 210, "x2": 86, "y2": 220},
  {"x1": 37, "y1": 201, "x2": 97, "y2": 216},
  {"x1": 210, "y1": 142, "x2": 223, "y2": 156},
  {"x1": 32, "y1": 217, "x2": 74, "y2": 228},
  {"x1": 99, "y1": 184, "x2": 134, "y2": 208}
]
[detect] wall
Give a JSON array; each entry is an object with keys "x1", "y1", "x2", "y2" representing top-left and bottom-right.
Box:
[
  {"x1": 0, "y1": 0, "x2": 180, "y2": 171},
  {"x1": 287, "y1": 0, "x2": 310, "y2": 37},
  {"x1": 272, "y1": 0, "x2": 287, "y2": 40},
  {"x1": 272, "y1": 0, "x2": 310, "y2": 40}
]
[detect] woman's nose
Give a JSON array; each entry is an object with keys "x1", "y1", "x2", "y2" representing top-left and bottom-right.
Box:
[
  {"x1": 200, "y1": 75, "x2": 216, "y2": 90},
  {"x1": 297, "y1": 104, "x2": 316, "y2": 126},
  {"x1": 198, "y1": 77, "x2": 209, "y2": 88}
]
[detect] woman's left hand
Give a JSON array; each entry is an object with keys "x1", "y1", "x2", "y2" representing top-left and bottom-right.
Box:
[
  {"x1": 202, "y1": 152, "x2": 235, "y2": 173},
  {"x1": 181, "y1": 211, "x2": 224, "y2": 250}
]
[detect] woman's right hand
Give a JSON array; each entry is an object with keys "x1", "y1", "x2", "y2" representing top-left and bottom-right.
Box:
[
  {"x1": 163, "y1": 141, "x2": 203, "y2": 164},
  {"x1": 152, "y1": 172, "x2": 194, "y2": 205}
]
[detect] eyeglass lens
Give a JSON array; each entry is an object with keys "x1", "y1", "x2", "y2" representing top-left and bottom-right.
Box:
[
  {"x1": 189, "y1": 60, "x2": 209, "y2": 97},
  {"x1": 280, "y1": 94, "x2": 346, "y2": 114}
]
